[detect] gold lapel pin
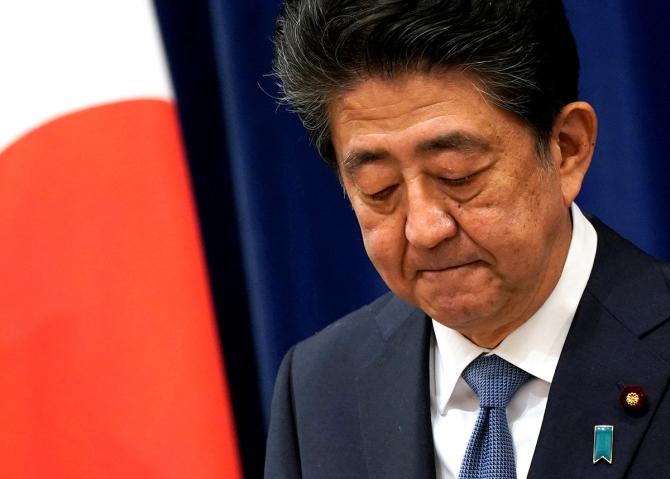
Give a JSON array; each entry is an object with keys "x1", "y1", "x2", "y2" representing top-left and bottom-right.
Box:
[{"x1": 620, "y1": 385, "x2": 647, "y2": 415}]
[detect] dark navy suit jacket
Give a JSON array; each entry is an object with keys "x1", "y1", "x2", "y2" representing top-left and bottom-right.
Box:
[{"x1": 265, "y1": 219, "x2": 670, "y2": 478}]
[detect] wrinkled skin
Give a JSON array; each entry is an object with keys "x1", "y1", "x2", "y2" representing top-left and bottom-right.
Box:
[{"x1": 329, "y1": 71, "x2": 595, "y2": 347}]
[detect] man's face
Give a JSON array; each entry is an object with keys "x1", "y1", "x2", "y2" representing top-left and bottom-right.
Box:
[{"x1": 329, "y1": 71, "x2": 574, "y2": 344}]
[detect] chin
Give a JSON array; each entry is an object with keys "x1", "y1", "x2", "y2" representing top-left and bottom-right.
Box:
[{"x1": 420, "y1": 292, "x2": 504, "y2": 329}]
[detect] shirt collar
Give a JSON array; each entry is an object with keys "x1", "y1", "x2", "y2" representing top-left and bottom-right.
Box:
[{"x1": 432, "y1": 203, "x2": 598, "y2": 414}]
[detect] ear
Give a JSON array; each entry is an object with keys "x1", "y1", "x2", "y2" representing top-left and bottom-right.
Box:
[{"x1": 549, "y1": 101, "x2": 598, "y2": 207}]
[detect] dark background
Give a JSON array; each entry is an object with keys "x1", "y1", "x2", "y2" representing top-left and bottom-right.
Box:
[{"x1": 154, "y1": 1, "x2": 670, "y2": 476}]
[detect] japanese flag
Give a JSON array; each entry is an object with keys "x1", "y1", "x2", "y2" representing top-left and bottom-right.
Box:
[{"x1": 0, "y1": 1, "x2": 242, "y2": 477}]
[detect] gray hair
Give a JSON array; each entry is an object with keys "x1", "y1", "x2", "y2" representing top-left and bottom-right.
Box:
[{"x1": 273, "y1": 0, "x2": 579, "y2": 170}]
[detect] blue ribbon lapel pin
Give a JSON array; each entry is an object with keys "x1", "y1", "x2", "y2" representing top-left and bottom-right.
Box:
[{"x1": 593, "y1": 425, "x2": 614, "y2": 464}]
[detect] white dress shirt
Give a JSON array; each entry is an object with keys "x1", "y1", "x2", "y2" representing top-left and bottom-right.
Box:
[{"x1": 430, "y1": 203, "x2": 598, "y2": 479}]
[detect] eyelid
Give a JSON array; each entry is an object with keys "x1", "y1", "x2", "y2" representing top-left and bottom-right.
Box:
[
  {"x1": 368, "y1": 184, "x2": 398, "y2": 201},
  {"x1": 440, "y1": 173, "x2": 475, "y2": 186}
]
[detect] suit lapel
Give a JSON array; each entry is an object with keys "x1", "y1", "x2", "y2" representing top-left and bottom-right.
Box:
[
  {"x1": 528, "y1": 290, "x2": 670, "y2": 478},
  {"x1": 529, "y1": 219, "x2": 670, "y2": 478},
  {"x1": 356, "y1": 296, "x2": 436, "y2": 479}
]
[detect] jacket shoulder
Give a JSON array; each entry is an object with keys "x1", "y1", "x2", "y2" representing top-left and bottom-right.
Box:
[
  {"x1": 290, "y1": 291, "x2": 396, "y2": 378},
  {"x1": 266, "y1": 292, "x2": 414, "y2": 477},
  {"x1": 587, "y1": 216, "x2": 670, "y2": 360}
]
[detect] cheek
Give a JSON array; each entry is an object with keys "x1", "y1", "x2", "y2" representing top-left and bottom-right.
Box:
[
  {"x1": 354, "y1": 208, "x2": 406, "y2": 273},
  {"x1": 360, "y1": 221, "x2": 400, "y2": 267},
  {"x1": 456, "y1": 174, "x2": 554, "y2": 264},
  {"x1": 482, "y1": 179, "x2": 563, "y2": 273}
]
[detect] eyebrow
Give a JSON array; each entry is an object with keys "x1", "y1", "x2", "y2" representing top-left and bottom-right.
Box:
[
  {"x1": 415, "y1": 132, "x2": 490, "y2": 156},
  {"x1": 341, "y1": 132, "x2": 489, "y2": 175},
  {"x1": 341, "y1": 149, "x2": 390, "y2": 175}
]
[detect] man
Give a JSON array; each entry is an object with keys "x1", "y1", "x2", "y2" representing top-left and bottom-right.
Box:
[{"x1": 265, "y1": 1, "x2": 670, "y2": 477}]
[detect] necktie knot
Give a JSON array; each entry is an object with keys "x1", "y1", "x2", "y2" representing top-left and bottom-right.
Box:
[{"x1": 462, "y1": 355, "x2": 530, "y2": 408}]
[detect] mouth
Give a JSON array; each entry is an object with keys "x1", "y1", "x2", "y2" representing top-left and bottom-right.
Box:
[
  {"x1": 416, "y1": 260, "x2": 482, "y2": 277},
  {"x1": 418, "y1": 260, "x2": 480, "y2": 272}
]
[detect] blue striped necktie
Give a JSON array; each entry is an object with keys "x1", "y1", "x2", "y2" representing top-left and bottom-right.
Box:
[{"x1": 458, "y1": 355, "x2": 530, "y2": 479}]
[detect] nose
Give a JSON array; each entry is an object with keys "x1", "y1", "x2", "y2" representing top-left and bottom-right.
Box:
[{"x1": 405, "y1": 184, "x2": 457, "y2": 249}]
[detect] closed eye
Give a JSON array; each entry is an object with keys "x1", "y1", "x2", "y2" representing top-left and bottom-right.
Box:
[
  {"x1": 440, "y1": 174, "x2": 475, "y2": 186},
  {"x1": 369, "y1": 185, "x2": 398, "y2": 201}
]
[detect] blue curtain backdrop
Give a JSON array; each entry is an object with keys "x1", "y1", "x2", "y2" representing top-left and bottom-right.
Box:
[{"x1": 155, "y1": 1, "x2": 670, "y2": 476}]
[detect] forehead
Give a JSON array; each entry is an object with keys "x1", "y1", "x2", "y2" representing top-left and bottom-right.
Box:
[
  {"x1": 327, "y1": 70, "x2": 531, "y2": 168},
  {"x1": 330, "y1": 71, "x2": 484, "y2": 125}
]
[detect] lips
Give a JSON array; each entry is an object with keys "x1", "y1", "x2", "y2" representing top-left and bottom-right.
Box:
[{"x1": 415, "y1": 259, "x2": 481, "y2": 273}]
